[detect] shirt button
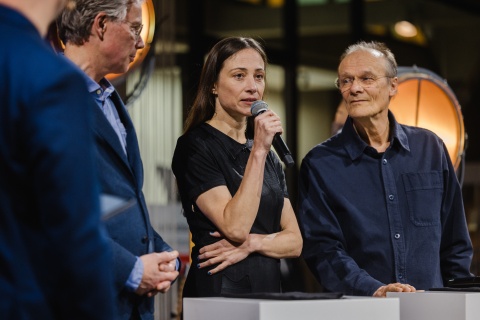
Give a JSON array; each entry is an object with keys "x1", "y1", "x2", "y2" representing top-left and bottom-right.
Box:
[
  {"x1": 398, "y1": 274, "x2": 403, "y2": 279},
  {"x1": 141, "y1": 235, "x2": 149, "y2": 243},
  {"x1": 394, "y1": 233, "x2": 401, "y2": 239},
  {"x1": 383, "y1": 159, "x2": 388, "y2": 165},
  {"x1": 96, "y1": 89, "x2": 102, "y2": 95},
  {"x1": 388, "y1": 194, "x2": 394, "y2": 201}
]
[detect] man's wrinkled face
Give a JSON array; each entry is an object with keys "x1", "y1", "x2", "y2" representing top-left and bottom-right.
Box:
[
  {"x1": 338, "y1": 49, "x2": 397, "y2": 120},
  {"x1": 100, "y1": 2, "x2": 145, "y2": 75}
]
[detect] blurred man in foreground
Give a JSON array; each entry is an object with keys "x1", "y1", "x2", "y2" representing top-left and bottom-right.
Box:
[{"x1": 0, "y1": 0, "x2": 115, "y2": 318}]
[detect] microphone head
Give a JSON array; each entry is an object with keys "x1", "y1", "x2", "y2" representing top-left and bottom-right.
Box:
[{"x1": 251, "y1": 100, "x2": 268, "y2": 116}]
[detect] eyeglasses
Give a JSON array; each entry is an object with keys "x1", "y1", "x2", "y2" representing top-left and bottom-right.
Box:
[
  {"x1": 335, "y1": 75, "x2": 392, "y2": 91},
  {"x1": 121, "y1": 20, "x2": 144, "y2": 39}
]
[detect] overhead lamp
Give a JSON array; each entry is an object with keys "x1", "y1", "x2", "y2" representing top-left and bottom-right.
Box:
[
  {"x1": 389, "y1": 66, "x2": 466, "y2": 172},
  {"x1": 394, "y1": 20, "x2": 418, "y2": 38}
]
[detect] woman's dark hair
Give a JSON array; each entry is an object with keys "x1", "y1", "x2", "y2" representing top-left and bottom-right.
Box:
[{"x1": 183, "y1": 36, "x2": 268, "y2": 135}]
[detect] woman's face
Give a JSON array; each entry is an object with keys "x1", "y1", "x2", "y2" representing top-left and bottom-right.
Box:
[{"x1": 213, "y1": 48, "x2": 266, "y2": 120}]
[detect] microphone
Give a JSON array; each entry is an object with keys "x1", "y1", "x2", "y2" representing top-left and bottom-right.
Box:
[{"x1": 250, "y1": 100, "x2": 295, "y2": 168}]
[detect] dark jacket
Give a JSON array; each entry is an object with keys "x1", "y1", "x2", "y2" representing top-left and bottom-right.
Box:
[
  {"x1": 0, "y1": 5, "x2": 114, "y2": 319},
  {"x1": 92, "y1": 90, "x2": 174, "y2": 319}
]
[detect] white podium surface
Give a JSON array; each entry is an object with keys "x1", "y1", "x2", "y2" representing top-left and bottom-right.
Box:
[
  {"x1": 387, "y1": 291, "x2": 480, "y2": 320},
  {"x1": 184, "y1": 296, "x2": 399, "y2": 320}
]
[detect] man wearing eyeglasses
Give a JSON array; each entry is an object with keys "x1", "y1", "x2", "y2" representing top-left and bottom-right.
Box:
[
  {"x1": 57, "y1": 1, "x2": 179, "y2": 319},
  {"x1": 298, "y1": 41, "x2": 473, "y2": 297}
]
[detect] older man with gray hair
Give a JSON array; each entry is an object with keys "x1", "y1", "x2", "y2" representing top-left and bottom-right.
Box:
[
  {"x1": 298, "y1": 41, "x2": 473, "y2": 298},
  {"x1": 58, "y1": 1, "x2": 180, "y2": 319}
]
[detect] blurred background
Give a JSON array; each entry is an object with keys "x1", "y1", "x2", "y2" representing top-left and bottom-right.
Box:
[{"x1": 102, "y1": 0, "x2": 480, "y2": 318}]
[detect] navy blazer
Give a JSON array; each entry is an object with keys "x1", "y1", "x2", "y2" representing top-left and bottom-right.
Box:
[
  {"x1": 92, "y1": 90, "x2": 174, "y2": 319},
  {"x1": 0, "y1": 5, "x2": 114, "y2": 319}
]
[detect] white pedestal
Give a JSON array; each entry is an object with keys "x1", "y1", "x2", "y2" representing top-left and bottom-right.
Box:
[
  {"x1": 184, "y1": 296, "x2": 399, "y2": 320},
  {"x1": 387, "y1": 291, "x2": 480, "y2": 320}
]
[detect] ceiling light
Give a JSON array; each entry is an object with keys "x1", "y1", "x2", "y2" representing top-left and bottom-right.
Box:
[
  {"x1": 394, "y1": 20, "x2": 418, "y2": 38},
  {"x1": 389, "y1": 66, "x2": 465, "y2": 170}
]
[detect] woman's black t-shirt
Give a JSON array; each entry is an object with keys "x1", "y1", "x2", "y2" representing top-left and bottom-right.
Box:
[{"x1": 172, "y1": 123, "x2": 288, "y2": 297}]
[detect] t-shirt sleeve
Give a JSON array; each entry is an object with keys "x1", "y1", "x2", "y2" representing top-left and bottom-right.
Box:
[{"x1": 172, "y1": 134, "x2": 226, "y2": 204}]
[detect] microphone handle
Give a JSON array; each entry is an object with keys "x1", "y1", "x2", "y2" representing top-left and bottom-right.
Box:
[{"x1": 272, "y1": 133, "x2": 295, "y2": 168}]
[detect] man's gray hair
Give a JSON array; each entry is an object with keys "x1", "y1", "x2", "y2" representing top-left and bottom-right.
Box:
[
  {"x1": 57, "y1": 0, "x2": 143, "y2": 45},
  {"x1": 340, "y1": 41, "x2": 398, "y2": 77}
]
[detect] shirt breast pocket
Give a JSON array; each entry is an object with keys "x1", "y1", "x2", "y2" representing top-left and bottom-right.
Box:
[{"x1": 402, "y1": 171, "x2": 443, "y2": 227}]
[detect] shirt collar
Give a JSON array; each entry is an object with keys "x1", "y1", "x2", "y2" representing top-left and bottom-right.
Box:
[
  {"x1": 81, "y1": 76, "x2": 114, "y2": 105},
  {"x1": 341, "y1": 110, "x2": 410, "y2": 161},
  {"x1": 83, "y1": 75, "x2": 113, "y2": 94},
  {"x1": 201, "y1": 123, "x2": 252, "y2": 160}
]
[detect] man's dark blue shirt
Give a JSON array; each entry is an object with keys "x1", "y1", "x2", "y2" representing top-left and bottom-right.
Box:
[{"x1": 298, "y1": 111, "x2": 472, "y2": 296}]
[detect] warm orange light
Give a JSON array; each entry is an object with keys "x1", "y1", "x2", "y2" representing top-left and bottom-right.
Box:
[
  {"x1": 268, "y1": 0, "x2": 284, "y2": 7},
  {"x1": 394, "y1": 21, "x2": 418, "y2": 38},
  {"x1": 389, "y1": 67, "x2": 465, "y2": 169}
]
